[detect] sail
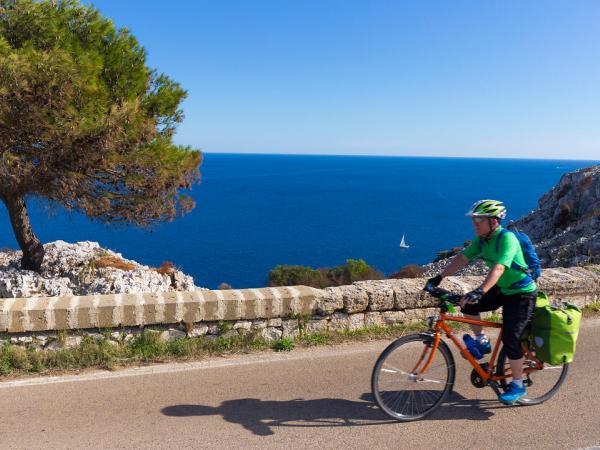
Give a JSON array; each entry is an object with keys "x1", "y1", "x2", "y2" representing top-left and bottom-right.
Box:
[{"x1": 400, "y1": 234, "x2": 409, "y2": 248}]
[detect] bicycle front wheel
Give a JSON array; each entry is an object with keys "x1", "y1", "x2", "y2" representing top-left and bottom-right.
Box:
[
  {"x1": 496, "y1": 346, "x2": 569, "y2": 405},
  {"x1": 371, "y1": 333, "x2": 455, "y2": 422}
]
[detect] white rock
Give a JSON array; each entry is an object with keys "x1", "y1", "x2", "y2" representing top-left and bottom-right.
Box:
[
  {"x1": 45, "y1": 341, "x2": 63, "y2": 351},
  {"x1": 251, "y1": 320, "x2": 268, "y2": 330},
  {"x1": 206, "y1": 324, "x2": 220, "y2": 335},
  {"x1": 282, "y1": 319, "x2": 299, "y2": 339},
  {"x1": 65, "y1": 336, "x2": 82, "y2": 348},
  {"x1": 348, "y1": 313, "x2": 365, "y2": 331},
  {"x1": 233, "y1": 321, "x2": 252, "y2": 331},
  {"x1": 267, "y1": 318, "x2": 282, "y2": 327},
  {"x1": 160, "y1": 329, "x2": 187, "y2": 341},
  {"x1": 0, "y1": 240, "x2": 201, "y2": 298},
  {"x1": 188, "y1": 324, "x2": 209, "y2": 337},
  {"x1": 260, "y1": 327, "x2": 282, "y2": 342}
]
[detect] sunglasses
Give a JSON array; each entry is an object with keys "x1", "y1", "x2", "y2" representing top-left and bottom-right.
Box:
[{"x1": 471, "y1": 217, "x2": 488, "y2": 223}]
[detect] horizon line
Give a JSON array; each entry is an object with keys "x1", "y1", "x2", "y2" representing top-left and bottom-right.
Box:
[{"x1": 200, "y1": 151, "x2": 600, "y2": 162}]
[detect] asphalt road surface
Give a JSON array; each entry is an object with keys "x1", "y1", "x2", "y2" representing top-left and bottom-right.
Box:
[{"x1": 1, "y1": 319, "x2": 599, "y2": 449}]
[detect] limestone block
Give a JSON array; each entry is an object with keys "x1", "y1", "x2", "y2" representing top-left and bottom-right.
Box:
[
  {"x1": 316, "y1": 288, "x2": 344, "y2": 314},
  {"x1": 260, "y1": 327, "x2": 283, "y2": 342},
  {"x1": 404, "y1": 308, "x2": 438, "y2": 322},
  {"x1": 188, "y1": 324, "x2": 208, "y2": 337},
  {"x1": 338, "y1": 285, "x2": 369, "y2": 313},
  {"x1": 382, "y1": 310, "x2": 406, "y2": 325},
  {"x1": 305, "y1": 319, "x2": 328, "y2": 334},
  {"x1": 329, "y1": 312, "x2": 350, "y2": 331},
  {"x1": 206, "y1": 323, "x2": 220, "y2": 335},
  {"x1": 251, "y1": 320, "x2": 268, "y2": 330},
  {"x1": 354, "y1": 281, "x2": 394, "y2": 311},
  {"x1": 160, "y1": 329, "x2": 187, "y2": 341},
  {"x1": 267, "y1": 318, "x2": 282, "y2": 327},
  {"x1": 233, "y1": 321, "x2": 252, "y2": 331},
  {"x1": 348, "y1": 313, "x2": 365, "y2": 331},
  {"x1": 282, "y1": 319, "x2": 300, "y2": 339},
  {"x1": 388, "y1": 278, "x2": 437, "y2": 310},
  {"x1": 365, "y1": 312, "x2": 385, "y2": 328}
]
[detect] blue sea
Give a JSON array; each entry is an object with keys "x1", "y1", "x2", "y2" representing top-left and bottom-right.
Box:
[{"x1": 0, "y1": 154, "x2": 597, "y2": 289}]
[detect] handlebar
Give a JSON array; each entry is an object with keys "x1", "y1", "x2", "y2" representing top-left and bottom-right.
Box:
[{"x1": 423, "y1": 283, "x2": 463, "y2": 305}]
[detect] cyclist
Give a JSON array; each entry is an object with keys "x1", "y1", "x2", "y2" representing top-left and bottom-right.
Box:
[{"x1": 425, "y1": 199, "x2": 538, "y2": 405}]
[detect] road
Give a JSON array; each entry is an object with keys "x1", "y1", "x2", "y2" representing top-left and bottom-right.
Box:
[{"x1": 0, "y1": 319, "x2": 599, "y2": 449}]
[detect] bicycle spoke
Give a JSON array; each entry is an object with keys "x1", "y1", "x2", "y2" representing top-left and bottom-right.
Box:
[
  {"x1": 417, "y1": 377, "x2": 444, "y2": 384},
  {"x1": 372, "y1": 335, "x2": 454, "y2": 421},
  {"x1": 381, "y1": 363, "x2": 410, "y2": 375}
]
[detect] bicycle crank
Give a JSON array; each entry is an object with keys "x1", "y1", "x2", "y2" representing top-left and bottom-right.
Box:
[{"x1": 470, "y1": 363, "x2": 490, "y2": 388}]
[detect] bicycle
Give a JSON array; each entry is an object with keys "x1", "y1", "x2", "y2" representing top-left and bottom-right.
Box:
[{"x1": 371, "y1": 284, "x2": 569, "y2": 421}]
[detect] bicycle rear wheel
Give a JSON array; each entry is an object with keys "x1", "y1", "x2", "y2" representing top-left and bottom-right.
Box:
[
  {"x1": 371, "y1": 333, "x2": 455, "y2": 421},
  {"x1": 496, "y1": 345, "x2": 569, "y2": 405}
]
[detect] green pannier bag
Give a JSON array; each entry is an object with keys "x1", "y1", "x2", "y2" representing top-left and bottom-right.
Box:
[{"x1": 529, "y1": 292, "x2": 582, "y2": 365}]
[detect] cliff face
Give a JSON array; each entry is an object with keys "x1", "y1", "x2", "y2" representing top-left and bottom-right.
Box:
[{"x1": 514, "y1": 165, "x2": 600, "y2": 267}]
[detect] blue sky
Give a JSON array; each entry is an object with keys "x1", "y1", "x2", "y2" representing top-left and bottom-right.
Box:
[{"x1": 86, "y1": 0, "x2": 600, "y2": 159}]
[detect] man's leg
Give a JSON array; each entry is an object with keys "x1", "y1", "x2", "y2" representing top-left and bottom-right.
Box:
[
  {"x1": 499, "y1": 291, "x2": 537, "y2": 404},
  {"x1": 461, "y1": 286, "x2": 502, "y2": 336},
  {"x1": 509, "y1": 356, "x2": 525, "y2": 380}
]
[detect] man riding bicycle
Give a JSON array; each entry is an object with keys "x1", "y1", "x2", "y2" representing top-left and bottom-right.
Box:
[{"x1": 426, "y1": 199, "x2": 537, "y2": 405}]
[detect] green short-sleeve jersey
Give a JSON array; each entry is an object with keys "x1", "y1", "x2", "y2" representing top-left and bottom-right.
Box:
[{"x1": 462, "y1": 226, "x2": 537, "y2": 295}]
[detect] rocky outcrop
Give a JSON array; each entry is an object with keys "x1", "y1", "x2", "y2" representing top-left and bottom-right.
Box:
[
  {"x1": 421, "y1": 258, "x2": 488, "y2": 278},
  {"x1": 514, "y1": 165, "x2": 600, "y2": 267},
  {"x1": 421, "y1": 165, "x2": 600, "y2": 273},
  {"x1": 0, "y1": 241, "x2": 198, "y2": 298}
]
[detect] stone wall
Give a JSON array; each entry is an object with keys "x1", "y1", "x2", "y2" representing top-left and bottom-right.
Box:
[{"x1": 1, "y1": 266, "x2": 599, "y2": 350}]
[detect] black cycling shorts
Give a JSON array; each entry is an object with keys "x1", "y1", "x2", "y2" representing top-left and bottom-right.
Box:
[{"x1": 461, "y1": 285, "x2": 537, "y2": 360}]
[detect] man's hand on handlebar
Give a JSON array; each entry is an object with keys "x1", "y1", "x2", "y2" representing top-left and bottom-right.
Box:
[
  {"x1": 459, "y1": 287, "x2": 484, "y2": 308},
  {"x1": 424, "y1": 275, "x2": 443, "y2": 292}
]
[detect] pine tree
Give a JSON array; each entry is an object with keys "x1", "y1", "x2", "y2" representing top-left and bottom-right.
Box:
[{"x1": 0, "y1": 0, "x2": 202, "y2": 271}]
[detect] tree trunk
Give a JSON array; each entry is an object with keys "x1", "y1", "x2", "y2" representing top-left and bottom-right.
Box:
[{"x1": 2, "y1": 196, "x2": 45, "y2": 272}]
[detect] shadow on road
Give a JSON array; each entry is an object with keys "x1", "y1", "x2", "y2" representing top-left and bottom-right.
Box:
[{"x1": 161, "y1": 392, "x2": 501, "y2": 436}]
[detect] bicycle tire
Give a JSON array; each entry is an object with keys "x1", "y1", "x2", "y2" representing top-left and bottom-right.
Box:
[
  {"x1": 496, "y1": 345, "x2": 569, "y2": 405},
  {"x1": 371, "y1": 333, "x2": 455, "y2": 421}
]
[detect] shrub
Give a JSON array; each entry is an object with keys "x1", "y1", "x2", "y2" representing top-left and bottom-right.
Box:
[
  {"x1": 268, "y1": 265, "x2": 327, "y2": 288},
  {"x1": 272, "y1": 338, "x2": 295, "y2": 352},
  {"x1": 328, "y1": 259, "x2": 384, "y2": 285},
  {"x1": 268, "y1": 259, "x2": 383, "y2": 287},
  {"x1": 218, "y1": 282, "x2": 233, "y2": 290}
]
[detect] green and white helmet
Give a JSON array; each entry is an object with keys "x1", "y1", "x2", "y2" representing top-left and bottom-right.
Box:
[{"x1": 466, "y1": 199, "x2": 507, "y2": 219}]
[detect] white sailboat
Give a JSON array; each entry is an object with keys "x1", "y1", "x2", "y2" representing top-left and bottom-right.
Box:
[{"x1": 399, "y1": 233, "x2": 409, "y2": 249}]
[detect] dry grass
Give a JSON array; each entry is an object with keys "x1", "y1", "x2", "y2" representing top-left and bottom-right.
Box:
[
  {"x1": 94, "y1": 256, "x2": 136, "y2": 271},
  {"x1": 154, "y1": 261, "x2": 176, "y2": 275}
]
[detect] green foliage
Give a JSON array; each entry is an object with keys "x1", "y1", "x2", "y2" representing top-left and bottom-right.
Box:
[
  {"x1": 331, "y1": 259, "x2": 382, "y2": 284},
  {"x1": 0, "y1": 0, "x2": 201, "y2": 258},
  {"x1": 269, "y1": 265, "x2": 327, "y2": 288},
  {"x1": 129, "y1": 331, "x2": 166, "y2": 360},
  {"x1": 301, "y1": 333, "x2": 329, "y2": 346},
  {"x1": 0, "y1": 320, "x2": 437, "y2": 377},
  {"x1": 269, "y1": 259, "x2": 383, "y2": 288},
  {"x1": 272, "y1": 338, "x2": 295, "y2": 352},
  {"x1": 217, "y1": 321, "x2": 232, "y2": 334},
  {"x1": 583, "y1": 302, "x2": 600, "y2": 316}
]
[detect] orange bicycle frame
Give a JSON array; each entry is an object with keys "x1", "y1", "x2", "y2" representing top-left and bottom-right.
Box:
[{"x1": 412, "y1": 312, "x2": 542, "y2": 385}]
